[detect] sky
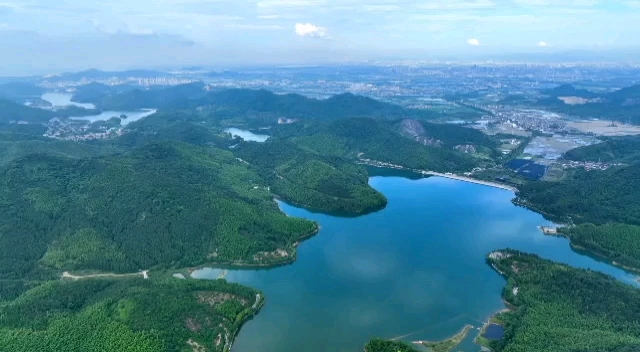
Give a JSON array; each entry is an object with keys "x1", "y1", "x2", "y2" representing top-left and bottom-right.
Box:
[{"x1": 1, "y1": 0, "x2": 640, "y2": 74}]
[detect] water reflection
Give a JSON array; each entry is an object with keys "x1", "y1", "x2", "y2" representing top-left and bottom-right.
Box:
[{"x1": 192, "y1": 176, "x2": 638, "y2": 352}]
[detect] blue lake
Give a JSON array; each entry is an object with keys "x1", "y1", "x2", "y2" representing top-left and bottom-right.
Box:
[
  {"x1": 225, "y1": 128, "x2": 270, "y2": 142},
  {"x1": 41, "y1": 92, "x2": 157, "y2": 126},
  {"x1": 483, "y1": 324, "x2": 505, "y2": 340},
  {"x1": 193, "y1": 174, "x2": 638, "y2": 352}
]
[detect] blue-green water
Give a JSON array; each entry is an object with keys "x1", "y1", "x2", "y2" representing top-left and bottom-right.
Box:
[{"x1": 192, "y1": 175, "x2": 638, "y2": 352}]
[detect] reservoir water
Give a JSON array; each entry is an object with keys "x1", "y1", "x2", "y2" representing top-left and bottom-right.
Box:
[
  {"x1": 41, "y1": 92, "x2": 96, "y2": 110},
  {"x1": 41, "y1": 92, "x2": 157, "y2": 126},
  {"x1": 225, "y1": 128, "x2": 270, "y2": 142},
  {"x1": 192, "y1": 174, "x2": 638, "y2": 352},
  {"x1": 69, "y1": 109, "x2": 157, "y2": 126}
]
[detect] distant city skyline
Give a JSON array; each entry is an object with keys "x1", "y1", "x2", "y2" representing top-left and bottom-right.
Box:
[{"x1": 1, "y1": 0, "x2": 640, "y2": 75}]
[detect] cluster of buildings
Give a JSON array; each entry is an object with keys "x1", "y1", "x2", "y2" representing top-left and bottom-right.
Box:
[
  {"x1": 44, "y1": 118, "x2": 124, "y2": 141},
  {"x1": 558, "y1": 160, "x2": 623, "y2": 171}
]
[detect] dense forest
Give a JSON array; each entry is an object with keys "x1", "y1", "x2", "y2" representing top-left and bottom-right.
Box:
[
  {"x1": 78, "y1": 83, "x2": 437, "y2": 122},
  {"x1": 0, "y1": 98, "x2": 56, "y2": 123},
  {"x1": 70, "y1": 82, "x2": 136, "y2": 104},
  {"x1": 0, "y1": 141, "x2": 319, "y2": 300},
  {"x1": 0, "y1": 82, "x2": 46, "y2": 101},
  {"x1": 541, "y1": 84, "x2": 599, "y2": 99},
  {"x1": 0, "y1": 277, "x2": 262, "y2": 352},
  {"x1": 126, "y1": 113, "x2": 492, "y2": 174},
  {"x1": 563, "y1": 136, "x2": 640, "y2": 163},
  {"x1": 3, "y1": 79, "x2": 640, "y2": 352},
  {"x1": 234, "y1": 138, "x2": 388, "y2": 214},
  {"x1": 364, "y1": 339, "x2": 419, "y2": 352},
  {"x1": 516, "y1": 164, "x2": 640, "y2": 225},
  {"x1": 486, "y1": 250, "x2": 640, "y2": 352},
  {"x1": 272, "y1": 118, "x2": 491, "y2": 172},
  {"x1": 0, "y1": 126, "x2": 121, "y2": 166},
  {"x1": 559, "y1": 223, "x2": 640, "y2": 270}
]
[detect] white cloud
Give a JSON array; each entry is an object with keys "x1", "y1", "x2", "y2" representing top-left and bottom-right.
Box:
[
  {"x1": 537, "y1": 40, "x2": 549, "y2": 47},
  {"x1": 467, "y1": 38, "x2": 480, "y2": 46},
  {"x1": 257, "y1": 0, "x2": 325, "y2": 8},
  {"x1": 363, "y1": 4, "x2": 400, "y2": 12},
  {"x1": 418, "y1": 0, "x2": 495, "y2": 10},
  {"x1": 295, "y1": 22, "x2": 328, "y2": 37},
  {"x1": 514, "y1": 0, "x2": 598, "y2": 5}
]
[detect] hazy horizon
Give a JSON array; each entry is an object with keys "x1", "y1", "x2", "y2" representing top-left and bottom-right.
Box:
[{"x1": 1, "y1": 0, "x2": 640, "y2": 75}]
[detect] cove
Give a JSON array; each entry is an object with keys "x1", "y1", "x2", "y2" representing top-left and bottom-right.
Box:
[
  {"x1": 41, "y1": 92, "x2": 96, "y2": 109},
  {"x1": 69, "y1": 109, "x2": 157, "y2": 126},
  {"x1": 192, "y1": 174, "x2": 638, "y2": 352},
  {"x1": 225, "y1": 128, "x2": 270, "y2": 142}
]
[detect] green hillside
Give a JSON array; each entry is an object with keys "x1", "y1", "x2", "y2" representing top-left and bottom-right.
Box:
[
  {"x1": 0, "y1": 98, "x2": 55, "y2": 123},
  {"x1": 485, "y1": 250, "x2": 640, "y2": 352},
  {"x1": 91, "y1": 86, "x2": 434, "y2": 123},
  {"x1": 559, "y1": 223, "x2": 640, "y2": 271},
  {"x1": 563, "y1": 136, "x2": 640, "y2": 163},
  {"x1": 517, "y1": 164, "x2": 640, "y2": 225},
  {"x1": 0, "y1": 277, "x2": 262, "y2": 352},
  {"x1": 365, "y1": 339, "x2": 418, "y2": 352},
  {"x1": 276, "y1": 118, "x2": 486, "y2": 172},
  {"x1": 0, "y1": 142, "x2": 318, "y2": 293},
  {"x1": 234, "y1": 138, "x2": 387, "y2": 214}
]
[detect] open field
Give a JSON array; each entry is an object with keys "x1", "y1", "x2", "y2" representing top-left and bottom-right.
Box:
[{"x1": 566, "y1": 120, "x2": 640, "y2": 136}]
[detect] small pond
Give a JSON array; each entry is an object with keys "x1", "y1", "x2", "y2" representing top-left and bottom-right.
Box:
[
  {"x1": 482, "y1": 324, "x2": 505, "y2": 340},
  {"x1": 225, "y1": 128, "x2": 270, "y2": 142}
]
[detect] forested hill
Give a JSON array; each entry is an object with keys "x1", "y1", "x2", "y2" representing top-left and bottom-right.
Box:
[
  {"x1": 93, "y1": 82, "x2": 208, "y2": 110},
  {"x1": 0, "y1": 277, "x2": 263, "y2": 352},
  {"x1": 563, "y1": 136, "x2": 640, "y2": 163},
  {"x1": 541, "y1": 84, "x2": 598, "y2": 99},
  {"x1": 0, "y1": 82, "x2": 45, "y2": 101},
  {"x1": 559, "y1": 223, "x2": 640, "y2": 271},
  {"x1": 79, "y1": 84, "x2": 433, "y2": 122},
  {"x1": 198, "y1": 90, "x2": 419, "y2": 121},
  {"x1": 0, "y1": 98, "x2": 55, "y2": 123},
  {"x1": 0, "y1": 128, "x2": 119, "y2": 166},
  {"x1": 517, "y1": 164, "x2": 640, "y2": 225},
  {"x1": 364, "y1": 339, "x2": 418, "y2": 352},
  {"x1": 0, "y1": 141, "x2": 318, "y2": 294},
  {"x1": 233, "y1": 138, "x2": 388, "y2": 214},
  {"x1": 486, "y1": 250, "x2": 640, "y2": 352},
  {"x1": 273, "y1": 118, "x2": 493, "y2": 172},
  {"x1": 70, "y1": 82, "x2": 136, "y2": 104}
]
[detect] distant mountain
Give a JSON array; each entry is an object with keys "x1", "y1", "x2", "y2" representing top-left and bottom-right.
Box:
[
  {"x1": 0, "y1": 82, "x2": 46, "y2": 101},
  {"x1": 542, "y1": 84, "x2": 598, "y2": 99},
  {"x1": 501, "y1": 83, "x2": 640, "y2": 125},
  {"x1": 51, "y1": 68, "x2": 169, "y2": 81},
  {"x1": 71, "y1": 82, "x2": 136, "y2": 104},
  {"x1": 95, "y1": 82, "x2": 208, "y2": 110},
  {"x1": 606, "y1": 84, "x2": 640, "y2": 103},
  {"x1": 271, "y1": 117, "x2": 483, "y2": 172},
  {"x1": 97, "y1": 85, "x2": 430, "y2": 122}
]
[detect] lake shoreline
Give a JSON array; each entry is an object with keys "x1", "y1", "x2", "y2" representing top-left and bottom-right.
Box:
[
  {"x1": 358, "y1": 158, "x2": 518, "y2": 192},
  {"x1": 209, "y1": 175, "x2": 635, "y2": 352},
  {"x1": 538, "y1": 228, "x2": 640, "y2": 274},
  {"x1": 188, "y1": 224, "x2": 321, "y2": 273},
  {"x1": 414, "y1": 324, "x2": 474, "y2": 351}
]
